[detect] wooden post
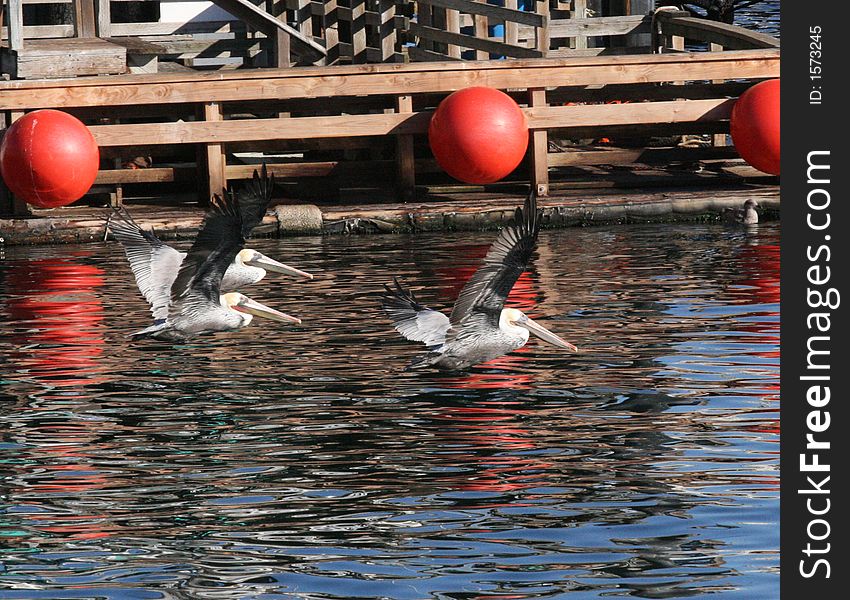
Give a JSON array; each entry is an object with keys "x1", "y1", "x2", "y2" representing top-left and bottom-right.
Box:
[
  {"x1": 395, "y1": 94, "x2": 415, "y2": 201},
  {"x1": 536, "y1": 0, "x2": 550, "y2": 55},
  {"x1": 274, "y1": 28, "x2": 292, "y2": 68},
  {"x1": 95, "y1": 0, "x2": 111, "y2": 37},
  {"x1": 710, "y1": 41, "x2": 727, "y2": 146},
  {"x1": 419, "y1": 1, "x2": 434, "y2": 51},
  {"x1": 504, "y1": 0, "x2": 519, "y2": 47},
  {"x1": 7, "y1": 0, "x2": 24, "y2": 51},
  {"x1": 0, "y1": 110, "x2": 31, "y2": 216},
  {"x1": 351, "y1": 0, "x2": 367, "y2": 62},
  {"x1": 528, "y1": 88, "x2": 548, "y2": 196},
  {"x1": 202, "y1": 102, "x2": 226, "y2": 202},
  {"x1": 446, "y1": 7, "x2": 461, "y2": 58},
  {"x1": 473, "y1": 1, "x2": 489, "y2": 60},
  {"x1": 379, "y1": 0, "x2": 397, "y2": 61},
  {"x1": 73, "y1": 0, "x2": 97, "y2": 38},
  {"x1": 572, "y1": 0, "x2": 587, "y2": 50}
]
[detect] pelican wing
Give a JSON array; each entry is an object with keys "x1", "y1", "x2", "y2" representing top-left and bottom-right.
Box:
[
  {"x1": 169, "y1": 191, "x2": 244, "y2": 316},
  {"x1": 107, "y1": 208, "x2": 185, "y2": 321},
  {"x1": 447, "y1": 190, "x2": 539, "y2": 336},
  {"x1": 382, "y1": 278, "x2": 450, "y2": 349},
  {"x1": 236, "y1": 164, "x2": 276, "y2": 238}
]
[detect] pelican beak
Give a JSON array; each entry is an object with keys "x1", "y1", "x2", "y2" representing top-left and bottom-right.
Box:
[
  {"x1": 235, "y1": 296, "x2": 301, "y2": 324},
  {"x1": 522, "y1": 318, "x2": 578, "y2": 352},
  {"x1": 246, "y1": 253, "x2": 313, "y2": 280}
]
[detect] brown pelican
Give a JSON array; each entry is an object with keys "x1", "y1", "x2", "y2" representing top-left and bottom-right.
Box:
[
  {"x1": 107, "y1": 166, "x2": 311, "y2": 323},
  {"x1": 722, "y1": 199, "x2": 759, "y2": 225},
  {"x1": 382, "y1": 190, "x2": 578, "y2": 370},
  {"x1": 113, "y1": 169, "x2": 301, "y2": 341}
]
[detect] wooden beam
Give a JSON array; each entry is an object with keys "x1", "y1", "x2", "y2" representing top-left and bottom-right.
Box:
[
  {"x1": 84, "y1": 98, "x2": 734, "y2": 148},
  {"x1": 0, "y1": 50, "x2": 779, "y2": 110},
  {"x1": 408, "y1": 23, "x2": 544, "y2": 58},
  {"x1": 417, "y1": 0, "x2": 545, "y2": 28}
]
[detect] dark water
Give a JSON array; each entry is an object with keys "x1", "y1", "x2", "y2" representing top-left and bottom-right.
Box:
[
  {"x1": 734, "y1": 1, "x2": 780, "y2": 38},
  {"x1": 0, "y1": 222, "x2": 779, "y2": 598}
]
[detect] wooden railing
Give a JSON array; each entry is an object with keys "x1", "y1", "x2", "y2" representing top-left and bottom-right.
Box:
[
  {"x1": 653, "y1": 8, "x2": 780, "y2": 52},
  {"x1": 0, "y1": 47, "x2": 780, "y2": 212}
]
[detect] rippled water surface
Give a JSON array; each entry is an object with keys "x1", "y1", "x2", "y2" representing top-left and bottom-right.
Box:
[{"x1": 0, "y1": 221, "x2": 779, "y2": 598}]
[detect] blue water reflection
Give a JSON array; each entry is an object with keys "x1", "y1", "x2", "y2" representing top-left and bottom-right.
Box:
[{"x1": 1, "y1": 221, "x2": 779, "y2": 598}]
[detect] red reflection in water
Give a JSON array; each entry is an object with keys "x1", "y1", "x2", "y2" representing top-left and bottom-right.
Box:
[
  {"x1": 4, "y1": 257, "x2": 107, "y2": 387},
  {"x1": 2, "y1": 256, "x2": 118, "y2": 541}
]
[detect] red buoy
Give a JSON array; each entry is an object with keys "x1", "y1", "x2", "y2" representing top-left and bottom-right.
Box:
[
  {"x1": 428, "y1": 87, "x2": 528, "y2": 184},
  {"x1": 730, "y1": 79, "x2": 780, "y2": 176},
  {"x1": 0, "y1": 109, "x2": 100, "y2": 208}
]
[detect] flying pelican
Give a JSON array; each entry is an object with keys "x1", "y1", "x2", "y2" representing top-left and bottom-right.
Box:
[
  {"x1": 107, "y1": 165, "x2": 312, "y2": 323},
  {"x1": 382, "y1": 190, "x2": 578, "y2": 370},
  {"x1": 113, "y1": 170, "x2": 302, "y2": 341}
]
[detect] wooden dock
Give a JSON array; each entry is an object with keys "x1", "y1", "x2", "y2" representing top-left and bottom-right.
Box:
[{"x1": 1, "y1": 3, "x2": 779, "y2": 229}]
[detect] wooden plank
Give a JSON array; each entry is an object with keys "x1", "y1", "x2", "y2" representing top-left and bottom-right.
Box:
[
  {"x1": 547, "y1": 15, "x2": 650, "y2": 39},
  {"x1": 105, "y1": 20, "x2": 246, "y2": 38},
  {"x1": 9, "y1": 38, "x2": 127, "y2": 79},
  {"x1": 0, "y1": 48, "x2": 779, "y2": 89},
  {"x1": 84, "y1": 98, "x2": 733, "y2": 148},
  {"x1": 395, "y1": 94, "x2": 415, "y2": 200},
  {"x1": 529, "y1": 88, "x2": 549, "y2": 196},
  {"x1": 0, "y1": 50, "x2": 781, "y2": 108},
  {"x1": 88, "y1": 112, "x2": 431, "y2": 146},
  {"x1": 417, "y1": 0, "x2": 545, "y2": 28},
  {"x1": 408, "y1": 22, "x2": 544, "y2": 58},
  {"x1": 1, "y1": 23, "x2": 75, "y2": 40},
  {"x1": 406, "y1": 46, "x2": 463, "y2": 62},
  {"x1": 526, "y1": 97, "x2": 735, "y2": 129},
  {"x1": 95, "y1": 167, "x2": 177, "y2": 185}
]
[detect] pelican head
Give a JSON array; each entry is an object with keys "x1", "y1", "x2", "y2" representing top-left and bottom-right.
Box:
[
  {"x1": 501, "y1": 308, "x2": 578, "y2": 352},
  {"x1": 221, "y1": 292, "x2": 302, "y2": 326},
  {"x1": 237, "y1": 249, "x2": 313, "y2": 279},
  {"x1": 744, "y1": 199, "x2": 759, "y2": 210}
]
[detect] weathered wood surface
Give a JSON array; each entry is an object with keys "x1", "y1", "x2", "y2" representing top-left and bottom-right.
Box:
[
  {"x1": 2, "y1": 37, "x2": 127, "y2": 79},
  {"x1": 417, "y1": 0, "x2": 545, "y2": 28},
  {"x1": 209, "y1": 0, "x2": 326, "y2": 61},
  {"x1": 80, "y1": 97, "x2": 732, "y2": 148},
  {"x1": 0, "y1": 184, "x2": 780, "y2": 245},
  {"x1": 0, "y1": 50, "x2": 780, "y2": 109},
  {"x1": 656, "y1": 13, "x2": 780, "y2": 50}
]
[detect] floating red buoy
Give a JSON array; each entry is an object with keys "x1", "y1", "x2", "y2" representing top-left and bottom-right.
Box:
[
  {"x1": 0, "y1": 109, "x2": 100, "y2": 208},
  {"x1": 730, "y1": 79, "x2": 780, "y2": 176},
  {"x1": 428, "y1": 87, "x2": 528, "y2": 184}
]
